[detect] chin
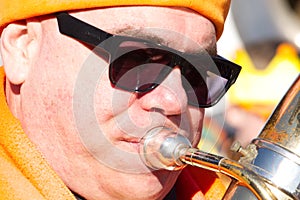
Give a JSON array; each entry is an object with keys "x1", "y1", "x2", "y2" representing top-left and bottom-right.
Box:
[{"x1": 122, "y1": 169, "x2": 179, "y2": 200}]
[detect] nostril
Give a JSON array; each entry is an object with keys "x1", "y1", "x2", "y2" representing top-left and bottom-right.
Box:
[{"x1": 149, "y1": 107, "x2": 165, "y2": 115}]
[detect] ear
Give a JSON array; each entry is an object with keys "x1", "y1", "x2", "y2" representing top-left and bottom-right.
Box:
[{"x1": 1, "y1": 19, "x2": 41, "y2": 85}]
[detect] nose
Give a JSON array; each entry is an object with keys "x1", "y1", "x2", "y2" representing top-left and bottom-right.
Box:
[{"x1": 139, "y1": 67, "x2": 188, "y2": 115}]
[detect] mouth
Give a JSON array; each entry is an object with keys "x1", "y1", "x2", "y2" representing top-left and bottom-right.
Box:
[
  {"x1": 86, "y1": 126, "x2": 191, "y2": 173},
  {"x1": 114, "y1": 125, "x2": 193, "y2": 164},
  {"x1": 119, "y1": 138, "x2": 141, "y2": 153}
]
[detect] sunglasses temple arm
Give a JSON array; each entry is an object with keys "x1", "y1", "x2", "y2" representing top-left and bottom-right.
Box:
[{"x1": 57, "y1": 12, "x2": 113, "y2": 47}]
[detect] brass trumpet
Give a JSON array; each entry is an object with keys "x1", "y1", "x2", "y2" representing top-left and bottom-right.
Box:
[{"x1": 140, "y1": 75, "x2": 300, "y2": 200}]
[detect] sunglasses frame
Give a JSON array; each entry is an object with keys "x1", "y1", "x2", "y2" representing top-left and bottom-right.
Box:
[{"x1": 56, "y1": 12, "x2": 242, "y2": 108}]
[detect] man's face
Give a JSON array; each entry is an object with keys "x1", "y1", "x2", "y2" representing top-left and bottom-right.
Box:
[{"x1": 4, "y1": 6, "x2": 216, "y2": 199}]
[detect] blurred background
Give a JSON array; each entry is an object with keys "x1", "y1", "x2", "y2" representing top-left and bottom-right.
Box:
[{"x1": 201, "y1": 0, "x2": 300, "y2": 157}]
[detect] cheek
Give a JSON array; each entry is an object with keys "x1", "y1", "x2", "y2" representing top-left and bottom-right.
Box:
[
  {"x1": 23, "y1": 70, "x2": 75, "y2": 117},
  {"x1": 188, "y1": 107, "x2": 204, "y2": 145},
  {"x1": 93, "y1": 64, "x2": 139, "y2": 126},
  {"x1": 192, "y1": 107, "x2": 204, "y2": 127},
  {"x1": 20, "y1": 31, "x2": 93, "y2": 131},
  {"x1": 93, "y1": 69, "x2": 132, "y2": 122}
]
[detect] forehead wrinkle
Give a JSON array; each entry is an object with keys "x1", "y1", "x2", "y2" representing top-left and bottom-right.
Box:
[{"x1": 114, "y1": 26, "x2": 216, "y2": 55}]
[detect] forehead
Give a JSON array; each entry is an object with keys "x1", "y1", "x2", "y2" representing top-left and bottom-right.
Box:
[{"x1": 68, "y1": 6, "x2": 217, "y2": 54}]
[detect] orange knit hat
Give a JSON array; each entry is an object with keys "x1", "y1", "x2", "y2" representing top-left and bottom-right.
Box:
[{"x1": 0, "y1": 0, "x2": 230, "y2": 39}]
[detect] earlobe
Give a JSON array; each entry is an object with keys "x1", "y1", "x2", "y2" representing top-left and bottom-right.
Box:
[{"x1": 1, "y1": 20, "x2": 39, "y2": 85}]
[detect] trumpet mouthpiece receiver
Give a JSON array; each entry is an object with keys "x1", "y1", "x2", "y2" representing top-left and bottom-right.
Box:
[{"x1": 139, "y1": 127, "x2": 192, "y2": 170}]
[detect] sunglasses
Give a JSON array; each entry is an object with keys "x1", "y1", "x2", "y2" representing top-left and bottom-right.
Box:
[{"x1": 56, "y1": 12, "x2": 241, "y2": 108}]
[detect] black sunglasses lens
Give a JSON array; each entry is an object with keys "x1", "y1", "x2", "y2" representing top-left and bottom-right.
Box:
[
  {"x1": 109, "y1": 41, "x2": 173, "y2": 92},
  {"x1": 182, "y1": 59, "x2": 229, "y2": 107}
]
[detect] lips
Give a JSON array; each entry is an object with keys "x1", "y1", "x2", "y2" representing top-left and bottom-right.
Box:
[
  {"x1": 119, "y1": 138, "x2": 141, "y2": 153},
  {"x1": 116, "y1": 126, "x2": 178, "y2": 154}
]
